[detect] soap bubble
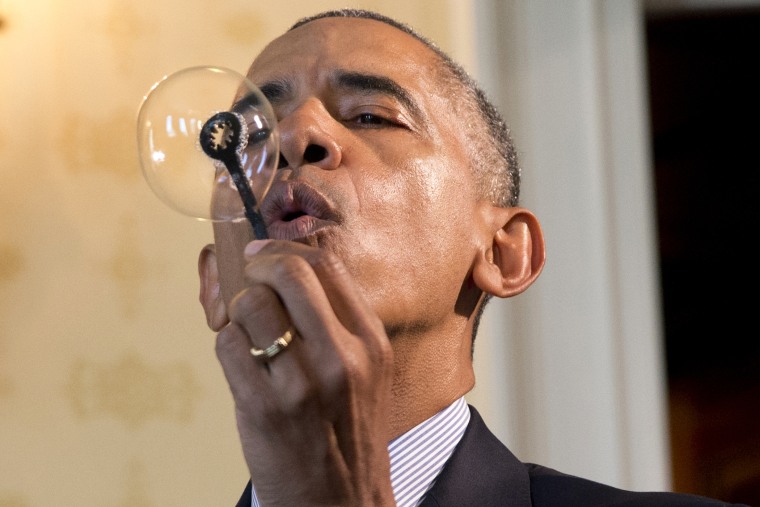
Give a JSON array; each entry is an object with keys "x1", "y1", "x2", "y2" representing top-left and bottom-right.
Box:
[{"x1": 137, "y1": 66, "x2": 278, "y2": 229}]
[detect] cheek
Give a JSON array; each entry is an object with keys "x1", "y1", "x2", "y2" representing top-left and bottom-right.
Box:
[
  {"x1": 354, "y1": 154, "x2": 468, "y2": 228},
  {"x1": 331, "y1": 155, "x2": 478, "y2": 325},
  {"x1": 410, "y1": 158, "x2": 465, "y2": 220},
  {"x1": 347, "y1": 154, "x2": 476, "y2": 281}
]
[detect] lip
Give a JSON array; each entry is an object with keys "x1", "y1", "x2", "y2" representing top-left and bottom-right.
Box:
[{"x1": 260, "y1": 180, "x2": 340, "y2": 241}]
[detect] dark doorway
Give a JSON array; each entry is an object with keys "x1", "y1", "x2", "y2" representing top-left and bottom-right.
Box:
[{"x1": 645, "y1": 5, "x2": 760, "y2": 505}]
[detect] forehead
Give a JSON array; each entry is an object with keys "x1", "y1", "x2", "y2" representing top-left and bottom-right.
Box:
[{"x1": 247, "y1": 17, "x2": 442, "y2": 90}]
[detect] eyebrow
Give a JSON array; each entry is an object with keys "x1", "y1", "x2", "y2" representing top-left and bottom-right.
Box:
[
  {"x1": 247, "y1": 71, "x2": 424, "y2": 123},
  {"x1": 333, "y1": 71, "x2": 424, "y2": 121},
  {"x1": 232, "y1": 78, "x2": 293, "y2": 112},
  {"x1": 258, "y1": 78, "x2": 294, "y2": 105}
]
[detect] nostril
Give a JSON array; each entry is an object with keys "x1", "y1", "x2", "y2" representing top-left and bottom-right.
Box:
[
  {"x1": 277, "y1": 153, "x2": 288, "y2": 169},
  {"x1": 303, "y1": 144, "x2": 327, "y2": 163}
]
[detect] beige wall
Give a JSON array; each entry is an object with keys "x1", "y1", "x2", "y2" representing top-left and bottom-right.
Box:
[{"x1": 0, "y1": 1, "x2": 454, "y2": 505}]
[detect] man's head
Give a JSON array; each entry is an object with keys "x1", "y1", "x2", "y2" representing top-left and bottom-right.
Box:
[{"x1": 199, "y1": 10, "x2": 544, "y2": 364}]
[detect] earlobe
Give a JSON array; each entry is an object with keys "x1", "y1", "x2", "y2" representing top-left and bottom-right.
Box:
[
  {"x1": 473, "y1": 207, "x2": 546, "y2": 298},
  {"x1": 198, "y1": 244, "x2": 230, "y2": 331}
]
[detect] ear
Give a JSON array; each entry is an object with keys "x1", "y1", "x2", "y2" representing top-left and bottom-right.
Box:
[
  {"x1": 198, "y1": 244, "x2": 230, "y2": 331},
  {"x1": 473, "y1": 207, "x2": 546, "y2": 298}
]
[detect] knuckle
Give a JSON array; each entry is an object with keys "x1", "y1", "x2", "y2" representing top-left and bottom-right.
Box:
[
  {"x1": 255, "y1": 369, "x2": 320, "y2": 421},
  {"x1": 270, "y1": 254, "x2": 314, "y2": 287},
  {"x1": 228, "y1": 285, "x2": 273, "y2": 323},
  {"x1": 321, "y1": 360, "x2": 350, "y2": 397},
  {"x1": 361, "y1": 317, "x2": 394, "y2": 367},
  {"x1": 215, "y1": 325, "x2": 241, "y2": 361},
  {"x1": 374, "y1": 336, "x2": 394, "y2": 366},
  {"x1": 310, "y1": 249, "x2": 347, "y2": 279},
  {"x1": 280, "y1": 384, "x2": 319, "y2": 417},
  {"x1": 240, "y1": 393, "x2": 279, "y2": 430}
]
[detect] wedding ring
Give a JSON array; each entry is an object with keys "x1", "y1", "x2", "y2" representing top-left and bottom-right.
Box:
[{"x1": 250, "y1": 327, "x2": 295, "y2": 360}]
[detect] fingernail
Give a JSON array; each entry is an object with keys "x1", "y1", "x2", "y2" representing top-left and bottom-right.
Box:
[{"x1": 244, "y1": 239, "x2": 272, "y2": 257}]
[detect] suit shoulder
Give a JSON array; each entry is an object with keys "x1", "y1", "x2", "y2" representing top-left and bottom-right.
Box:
[{"x1": 525, "y1": 463, "x2": 748, "y2": 507}]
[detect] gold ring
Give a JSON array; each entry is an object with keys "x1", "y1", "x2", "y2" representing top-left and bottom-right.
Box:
[{"x1": 250, "y1": 328, "x2": 295, "y2": 360}]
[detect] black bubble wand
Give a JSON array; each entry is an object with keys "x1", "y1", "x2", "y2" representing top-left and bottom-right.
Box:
[{"x1": 199, "y1": 111, "x2": 269, "y2": 240}]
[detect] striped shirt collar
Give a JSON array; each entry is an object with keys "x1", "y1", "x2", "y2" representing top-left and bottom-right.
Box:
[
  {"x1": 389, "y1": 396, "x2": 471, "y2": 506},
  {"x1": 250, "y1": 397, "x2": 470, "y2": 507}
]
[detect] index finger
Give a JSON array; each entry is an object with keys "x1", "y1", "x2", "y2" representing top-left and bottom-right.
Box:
[{"x1": 244, "y1": 239, "x2": 386, "y2": 343}]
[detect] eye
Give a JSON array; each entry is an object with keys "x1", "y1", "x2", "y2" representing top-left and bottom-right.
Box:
[
  {"x1": 247, "y1": 127, "x2": 272, "y2": 145},
  {"x1": 339, "y1": 101, "x2": 412, "y2": 130},
  {"x1": 347, "y1": 110, "x2": 406, "y2": 130},
  {"x1": 356, "y1": 113, "x2": 388, "y2": 125}
]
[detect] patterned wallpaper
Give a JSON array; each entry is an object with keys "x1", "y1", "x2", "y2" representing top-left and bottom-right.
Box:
[{"x1": 0, "y1": 1, "x2": 452, "y2": 504}]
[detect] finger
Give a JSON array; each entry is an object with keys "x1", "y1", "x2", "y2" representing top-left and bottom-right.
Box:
[
  {"x1": 226, "y1": 281, "x2": 313, "y2": 394},
  {"x1": 245, "y1": 246, "x2": 392, "y2": 401},
  {"x1": 217, "y1": 318, "x2": 320, "y2": 433},
  {"x1": 227, "y1": 282, "x2": 293, "y2": 357},
  {"x1": 243, "y1": 241, "x2": 393, "y2": 424},
  {"x1": 244, "y1": 241, "x2": 385, "y2": 344},
  {"x1": 227, "y1": 269, "x2": 339, "y2": 415},
  {"x1": 215, "y1": 322, "x2": 270, "y2": 412}
]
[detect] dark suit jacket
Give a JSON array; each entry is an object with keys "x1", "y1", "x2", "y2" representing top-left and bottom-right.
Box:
[{"x1": 236, "y1": 406, "x2": 750, "y2": 506}]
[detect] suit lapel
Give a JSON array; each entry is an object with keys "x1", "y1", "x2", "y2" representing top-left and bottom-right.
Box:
[{"x1": 419, "y1": 405, "x2": 532, "y2": 507}]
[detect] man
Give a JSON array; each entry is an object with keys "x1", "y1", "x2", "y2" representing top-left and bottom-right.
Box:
[{"x1": 197, "y1": 9, "x2": 746, "y2": 507}]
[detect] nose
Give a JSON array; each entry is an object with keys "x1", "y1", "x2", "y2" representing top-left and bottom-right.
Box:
[{"x1": 277, "y1": 98, "x2": 342, "y2": 170}]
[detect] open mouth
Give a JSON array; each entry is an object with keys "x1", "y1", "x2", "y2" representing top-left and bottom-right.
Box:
[
  {"x1": 281, "y1": 209, "x2": 308, "y2": 222},
  {"x1": 261, "y1": 180, "x2": 339, "y2": 240}
]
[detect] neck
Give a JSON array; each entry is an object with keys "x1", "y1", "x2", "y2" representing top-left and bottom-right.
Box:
[{"x1": 385, "y1": 319, "x2": 475, "y2": 440}]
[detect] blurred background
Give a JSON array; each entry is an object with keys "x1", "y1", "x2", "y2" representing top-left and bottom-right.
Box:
[{"x1": 1, "y1": 0, "x2": 757, "y2": 505}]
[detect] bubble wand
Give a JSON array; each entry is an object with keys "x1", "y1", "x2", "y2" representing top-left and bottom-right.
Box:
[{"x1": 199, "y1": 111, "x2": 269, "y2": 240}]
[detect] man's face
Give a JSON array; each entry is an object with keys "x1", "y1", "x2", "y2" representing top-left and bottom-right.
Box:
[{"x1": 213, "y1": 17, "x2": 487, "y2": 334}]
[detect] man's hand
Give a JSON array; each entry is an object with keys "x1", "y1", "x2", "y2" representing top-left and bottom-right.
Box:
[{"x1": 214, "y1": 239, "x2": 396, "y2": 507}]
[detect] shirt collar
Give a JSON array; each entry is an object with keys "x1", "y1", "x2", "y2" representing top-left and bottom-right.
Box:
[
  {"x1": 388, "y1": 397, "x2": 470, "y2": 507},
  {"x1": 250, "y1": 397, "x2": 470, "y2": 507}
]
